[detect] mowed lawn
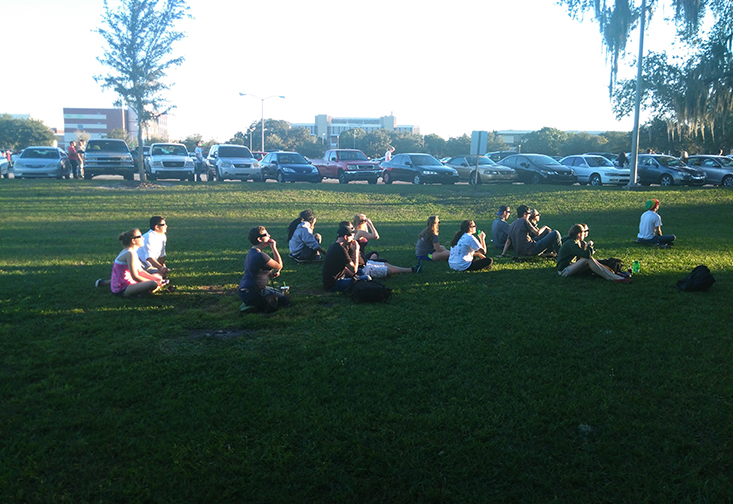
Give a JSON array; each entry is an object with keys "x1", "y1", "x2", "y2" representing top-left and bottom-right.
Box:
[{"x1": 1, "y1": 179, "x2": 732, "y2": 503}]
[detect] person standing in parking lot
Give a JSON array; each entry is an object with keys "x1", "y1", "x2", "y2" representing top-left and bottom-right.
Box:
[
  {"x1": 68, "y1": 141, "x2": 82, "y2": 179},
  {"x1": 194, "y1": 141, "x2": 206, "y2": 181},
  {"x1": 385, "y1": 146, "x2": 395, "y2": 162}
]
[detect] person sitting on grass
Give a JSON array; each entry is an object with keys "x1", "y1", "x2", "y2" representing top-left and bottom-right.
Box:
[
  {"x1": 415, "y1": 215, "x2": 450, "y2": 262},
  {"x1": 557, "y1": 224, "x2": 632, "y2": 283},
  {"x1": 109, "y1": 229, "x2": 166, "y2": 297},
  {"x1": 501, "y1": 205, "x2": 561, "y2": 258},
  {"x1": 322, "y1": 224, "x2": 364, "y2": 292},
  {"x1": 637, "y1": 199, "x2": 675, "y2": 247},
  {"x1": 288, "y1": 209, "x2": 326, "y2": 261},
  {"x1": 137, "y1": 216, "x2": 170, "y2": 277},
  {"x1": 448, "y1": 220, "x2": 493, "y2": 272},
  {"x1": 238, "y1": 226, "x2": 290, "y2": 311},
  {"x1": 490, "y1": 205, "x2": 512, "y2": 252}
]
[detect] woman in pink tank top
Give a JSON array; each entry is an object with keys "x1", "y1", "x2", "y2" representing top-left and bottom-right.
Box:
[{"x1": 110, "y1": 229, "x2": 165, "y2": 297}]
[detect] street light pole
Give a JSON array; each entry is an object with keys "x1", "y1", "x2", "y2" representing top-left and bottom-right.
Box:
[{"x1": 238, "y1": 93, "x2": 285, "y2": 152}]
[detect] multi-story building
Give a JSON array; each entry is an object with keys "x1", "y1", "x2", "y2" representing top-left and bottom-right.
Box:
[
  {"x1": 293, "y1": 114, "x2": 419, "y2": 148},
  {"x1": 62, "y1": 107, "x2": 167, "y2": 147}
]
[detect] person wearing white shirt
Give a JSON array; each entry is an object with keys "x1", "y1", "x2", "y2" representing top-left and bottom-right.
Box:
[{"x1": 137, "y1": 216, "x2": 170, "y2": 276}]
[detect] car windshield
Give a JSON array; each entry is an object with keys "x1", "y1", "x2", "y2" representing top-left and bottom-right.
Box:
[
  {"x1": 409, "y1": 154, "x2": 442, "y2": 166},
  {"x1": 657, "y1": 156, "x2": 685, "y2": 167},
  {"x1": 219, "y1": 146, "x2": 253, "y2": 158},
  {"x1": 87, "y1": 140, "x2": 130, "y2": 153},
  {"x1": 21, "y1": 148, "x2": 59, "y2": 159},
  {"x1": 467, "y1": 156, "x2": 497, "y2": 166},
  {"x1": 587, "y1": 156, "x2": 614, "y2": 167},
  {"x1": 531, "y1": 155, "x2": 563, "y2": 165},
  {"x1": 718, "y1": 157, "x2": 733, "y2": 167},
  {"x1": 337, "y1": 151, "x2": 368, "y2": 161},
  {"x1": 151, "y1": 144, "x2": 188, "y2": 156},
  {"x1": 278, "y1": 153, "x2": 308, "y2": 164}
]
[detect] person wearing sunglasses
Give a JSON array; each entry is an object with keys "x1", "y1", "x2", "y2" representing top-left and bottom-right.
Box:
[
  {"x1": 137, "y1": 216, "x2": 170, "y2": 277},
  {"x1": 239, "y1": 226, "x2": 289, "y2": 311},
  {"x1": 448, "y1": 220, "x2": 493, "y2": 272},
  {"x1": 557, "y1": 224, "x2": 632, "y2": 283},
  {"x1": 109, "y1": 229, "x2": 166, "y2": 297}
]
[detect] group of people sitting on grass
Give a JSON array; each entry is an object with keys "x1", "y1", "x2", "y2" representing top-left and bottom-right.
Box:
[{"x1": 103, "y1": 198, "x2": 674, "y2": 307}]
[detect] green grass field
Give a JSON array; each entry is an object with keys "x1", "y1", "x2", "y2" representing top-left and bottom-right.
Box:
[{"x1": 2, "y1": 180, "x2": 732, "y2": 503}]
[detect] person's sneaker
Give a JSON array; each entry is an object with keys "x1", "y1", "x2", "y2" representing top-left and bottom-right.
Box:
[
  {"x1": 412, "y1": 261, "x2": 423, "y2": 274},
  {"x1": 558, "y1": 268, "x2": 570, "y2": 277},
  {"x1": 94, "y1": 278, "x2": 104, "y2": 288}
]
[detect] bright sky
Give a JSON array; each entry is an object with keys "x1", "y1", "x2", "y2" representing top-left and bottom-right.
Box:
[{"x1": 3, "y1": 0, "x2": 683, "y2": 142}]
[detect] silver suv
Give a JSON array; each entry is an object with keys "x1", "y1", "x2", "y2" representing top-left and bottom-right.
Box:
[
  {"x1": 206, "y1": 144, "x2": 262, "y2": 181},
  {"x1": 84, "y1": 139, "x2": 135, "y2": 180}
]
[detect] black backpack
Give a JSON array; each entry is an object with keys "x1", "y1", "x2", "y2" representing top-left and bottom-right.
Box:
[
  {"x1": 676, "y1": 265, "x2": 716, "y2": 292},
  {"x1": 351, "y1": 280, "x2": 392, "y2": 303}
]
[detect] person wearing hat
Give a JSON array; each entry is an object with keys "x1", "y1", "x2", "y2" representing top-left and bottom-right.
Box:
[
  {"x1": 637, "y1": 199, "x2": 675, "y2": 247},
  {"x1": 491, "y1": 205, "x2": 512, "y2": 251},
  {"x1": 322, "y1": 224, "x2": 363, "y2": 292}
]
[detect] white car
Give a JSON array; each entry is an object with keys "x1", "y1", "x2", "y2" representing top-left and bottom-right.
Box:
[
  {"x1": 0, "y1": 157, "x2": 9, "y2": 178},
  {"x1": 146, "y1": 143, "x2": 195, "y2": 181},
  {"x1": 559, "y1": 154, "x2": 630, "y2": 186},
  {"x1": 13, "y1": 147, "x2": 72, "y2": 179}
]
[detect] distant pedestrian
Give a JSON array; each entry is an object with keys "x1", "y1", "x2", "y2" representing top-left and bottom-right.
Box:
[
  {"x1": 385, "y1": 146, "x2": 395, "y2": 162},
  {"x1": 68, "y1": 141, "x2": 82, "y2": 178},
  {"x1": 194, "y1": 141, "x2": 206, "y2": 181},
  {"x1": 617, "y1": 151, "x2": 628, "y2": 167}
]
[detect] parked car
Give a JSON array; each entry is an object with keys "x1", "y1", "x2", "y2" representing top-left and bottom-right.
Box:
[
  {"x1": 260, "y1": 151, "x2": 322, "y2": 183},
  {"x1": 442, "y1": 155, "x2": 517, "y2": 184},
  {"x1": 84, "y1": 139, "x2": 136, "y2": 180},
  {"x1": 381, "y1": 153, "x2": 459, "y2": 185},
  {"x1": 637, "y1": 154, "x2": 706, "y2": 186},
  {"x1": 0, "y1": 157, "x2": 9, "y2": 178},
  {"x1": 498, "y1": 154, "x2": 577, "y2": 184},
  {"x1": 206, "y1": 144, "x2": 262, "y2": 181},
  {"x1": 130, "y1": 145, "x2": 151, "y2": 172},
  {"x1": 311, "y1": 149, "x2": 381, "y2": 184},
  {"x1": 685, "y1": 155, "x2": 733, "y2": 187},
  {"x1": 485, "y1": 151, "x2": 518, "y2": 163},
  {"x1": 146, "y1": 143, "x2": 195, "y2": 181},
  {"x1": 12, "y1": 147, "x2": 72, "y2": 179},
  {"x1": 559, "y1": 154, "x2": 630, "y2": 185}
]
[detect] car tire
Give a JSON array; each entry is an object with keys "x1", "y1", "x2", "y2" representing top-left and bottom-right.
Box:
[
  {"x1": 383, "y1": 172, "x2": 393, "y2": 184},
  {"x1": 124, "y1": 172, "x2": 135, "y2": 181},
  {"x1": 412, "y1": 174, "x2": 422, "y2": 185},
  {"x1": 149, "y1": 173, "x2": 157, "y2": 181},
  {"x1": 368, "y1": 177, "x2": 378, "y2": 185},
  {"x1": 660, "y1": 174, "x2": 673, "y2": 186},
  {"x1": 468, "y1": 171, "x2": 482, "y2": 185},
  {"x1": 311, "y1": 177, "x2": 322, "y2": 184},
  {"x1": 277, "y1": 172, "x2": 286, "y2": 183},
  {"x1": 253, "y1": 173, "x2": 264, "y2": 182},
  {"x1": 721, "y1": 175, "x2": 733, "y2": 188},
  {"x1": 338, "y1": 171, "x2": 348, "y2": 184},
  {"x1": 530, "y1": 173, "x2": 542, "y2": 184},
  {"x1": 589, "y1": 173, "x2": 602, "y2": 186}
]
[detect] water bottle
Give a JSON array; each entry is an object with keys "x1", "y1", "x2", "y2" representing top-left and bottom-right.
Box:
[{"x1": 632, "y1": 260, "x2": 640, "y2": 274}]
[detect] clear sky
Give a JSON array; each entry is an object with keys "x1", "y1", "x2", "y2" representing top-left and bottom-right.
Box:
[{"x1": 2, "y1": 0, "x2": 681, "y2": 141}]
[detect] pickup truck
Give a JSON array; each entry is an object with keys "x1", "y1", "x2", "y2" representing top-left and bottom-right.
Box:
[
  {"x1": 83, "y1": 138, "x2": 136, "y2": 180},
  {"x1": 311, "y1": 149, "x2": 381, "y2": 184}
]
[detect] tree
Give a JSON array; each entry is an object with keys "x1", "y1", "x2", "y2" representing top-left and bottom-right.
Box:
[
  {"x1": 486, "y1": 131, "x2": 509, "y2": 153},
  {"x1": 95, "y1": 0, "x2": 190, "y2": 181},
  {"x1": 445, "y1": 135, "x2": 471, "y2": 157},
  {"x1": 559, "y1": 132, "x2": 609, "y2": 156},
  {"x1": 107, "y1": 128, "x2": 135, "y2": 145},
  {"x1": 423, "y1": 134, "x2": 447, "y2": 157},
  {"x1": 0, "y1": 115, "x2": 55, "y2": 150},
  {"x1": 521, "y1": 127, "x2": 568, "y2": 156}
]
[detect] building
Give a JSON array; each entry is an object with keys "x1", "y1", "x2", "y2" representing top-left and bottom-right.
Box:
[
  {"x1": 293, "y1": 114, "x2": 419, "y2": 148},
  {"x1": 62, "y1": 107, "x2": 167, "y2": 146}
]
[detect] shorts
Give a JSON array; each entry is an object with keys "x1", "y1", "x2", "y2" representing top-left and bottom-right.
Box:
[{"x1": 363, "y1": 260, "x2": 388, "y2": 278}]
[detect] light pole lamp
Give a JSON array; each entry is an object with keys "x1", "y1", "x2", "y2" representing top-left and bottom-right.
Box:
[{"x1": 239, "y1": 93, "x2": 285, "y2": 152}]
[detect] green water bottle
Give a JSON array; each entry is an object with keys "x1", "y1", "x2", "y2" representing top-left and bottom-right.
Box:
[{"x1": 632, "y1": 260, "x2": 640, "y2": 274}]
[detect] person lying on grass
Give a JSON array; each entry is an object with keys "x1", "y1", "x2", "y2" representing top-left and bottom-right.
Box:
[
  {"x1": 415, "y1": 215, "x2": 450, "y2": 262},
  {"x1": 557, "y1": 224, "x2": 632, "y2": 283},
  {"x1": 352, "y1": 213, "x2": 421, "y2": 277},
  {"x1": 448, "y1": 220, "x2": 493, "y2": 272},
  {"x1": 238, "y1": 226, "x2": 290, "y2": 311},
  {"x1": 110, "y1": 229, "x2": 166, "y2": 297}
]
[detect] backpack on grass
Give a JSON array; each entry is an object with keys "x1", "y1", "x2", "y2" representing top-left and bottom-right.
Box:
[
  {"x1": 351, "y1": 280, "x2": 392, "y2": 303},
  {"x1": 597, "y1": 257, "x2": 624, "y2": 274},
  {"x1": 676, "y1": 265, "x2": 716, "y2": 292}
]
